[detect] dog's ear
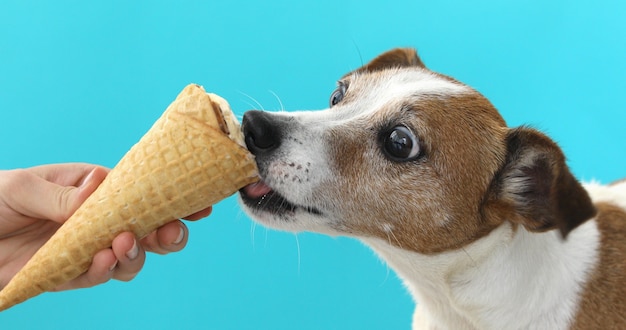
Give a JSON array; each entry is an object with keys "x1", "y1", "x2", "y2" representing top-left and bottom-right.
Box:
[
  {"x1": 490, "y1": 127, "x2": 596, "y2": 238},
  {"x1": 358, "y1": 48, "x2": 426, "y2": 72}
]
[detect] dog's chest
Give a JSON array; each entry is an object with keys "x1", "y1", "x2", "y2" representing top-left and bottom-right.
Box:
[{"x1": 363, "y1": 220, "x2": 600, "y2": 330}]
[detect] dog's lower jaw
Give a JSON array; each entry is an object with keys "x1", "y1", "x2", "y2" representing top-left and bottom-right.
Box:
[
  {"x1": 362, "y1": 221, "x2": 601, "y2": 330},
  {"x1": 238, "y1": 187, "x2": 342, "y2": 235}
]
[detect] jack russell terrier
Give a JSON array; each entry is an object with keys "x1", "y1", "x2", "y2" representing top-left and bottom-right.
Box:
[{"x1": 238, "y1": 48, "x2": 626, "y2": 329}]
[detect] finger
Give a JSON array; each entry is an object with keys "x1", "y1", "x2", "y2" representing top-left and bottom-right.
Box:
[
  {"x1": 5, "y1": 166, "x2": 108, "y2": 223},
  {"x1": 140, "y1": 220, "x2": 188, "y2": 255},
  {"x1": 182, "y1": 206, "x2": 213, "y2": 221},
  {"x1": 28, "y1": 163, "x2": 110, "y2": 187},
  {"x1": 110, "y1": 232, "x2": 146, "y2": 282},
  {"x1": 53, "y1": 249, "x2": 117, "y2": 291}
]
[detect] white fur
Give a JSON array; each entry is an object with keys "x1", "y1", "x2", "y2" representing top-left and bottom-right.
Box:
[
  {"x1": 248, "y1": 68, "x2": 469, "y2": 235},
  {"x1": 585, "y1": 180, "x2": 626, "y2": 209},
  {"x1": 364, "y1": 217, "x2": 600, "y2": 329},
  {"x1": 275, "y1": 68, "x2": 469, "y2": 125},
  {"x1": 241, "y1": 63, "x2": 622, "y2": 329},
  {"x1": 339, "y1": 69, "x2": 470, "y2": 120}
]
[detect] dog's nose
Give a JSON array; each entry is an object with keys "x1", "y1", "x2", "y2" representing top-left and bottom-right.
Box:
[{"x1": 242, "y1": 110, "x2": 281, "y2": 155}]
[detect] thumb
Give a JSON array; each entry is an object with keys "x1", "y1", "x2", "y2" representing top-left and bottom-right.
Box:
[
  {"x1": 52, "y1": 168, "x2": 107, "y2": 223},
  {"x1": 9, "y1": 167, "x2": 107, "y2": 223}
]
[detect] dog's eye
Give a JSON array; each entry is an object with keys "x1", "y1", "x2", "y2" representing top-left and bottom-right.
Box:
[
  {"x1": 329, "y1": 84, "x2": 347, "y2": 107},
  {"x1": 382, "y1": 126, "x2": 421, "y2": 162}
]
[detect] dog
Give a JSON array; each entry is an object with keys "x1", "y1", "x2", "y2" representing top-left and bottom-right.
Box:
[{"x1": 238, "y1": 48, "x2": 626, "y2": 329}]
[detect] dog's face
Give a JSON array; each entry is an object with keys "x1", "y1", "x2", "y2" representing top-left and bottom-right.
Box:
[{"x1": 240, "y1": 48, "x2": 595, "y2": 254}]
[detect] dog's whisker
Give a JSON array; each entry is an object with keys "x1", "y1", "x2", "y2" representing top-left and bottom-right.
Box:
[
  {"x1": 241, "y1": 100, "x2": 262, "y2": 112},
  {"x1": 385, "y1": 232, "x2": 394, "y2": 249},
  {"x1": 268, "y1": 90, "x2": 285, "y2": 112},
  {"x1": 460, "y1": 247, "x2": 476, "y2": 267},
  {"x1": 440, "y1": 222, "x2": 476, "y2": 265},
  {"x1": 351, "y1": 38, "x2": 364, "y2": 67},
  {"x1": 294, "y1": 233, "x2": 301, "y2": 275},
  {"x1": 250, "y1": 220, "x2": 257, "y2": 251},
  {"x1": 237, "y1": 91, "x2": 265, "y2": 110},
  {"x1": 388, "y1": 228, "x2": 403, "y2": 250},
  {"x1": 378, "y1": 259, "x2": 391, "y2": 288}
]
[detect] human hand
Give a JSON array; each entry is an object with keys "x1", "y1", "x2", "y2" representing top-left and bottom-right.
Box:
[{"x1": 0, "y1": 163, "x2": 212, "y2": 290}]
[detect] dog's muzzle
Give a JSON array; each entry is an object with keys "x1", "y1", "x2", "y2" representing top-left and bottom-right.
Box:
[{"x1": 239, "y1": 110, "x2": 322, "y2": 216}]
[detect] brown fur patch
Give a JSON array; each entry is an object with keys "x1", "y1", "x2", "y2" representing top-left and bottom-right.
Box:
[
  {"x1": 488, "y1": 128, "x2": 597, "y2": 237},
  {"x1": 571, "y1": 202, "x2": 626, "y2": 328},
  {"x1": 326, "y1": 82, "x2": 509, "y2": 253},
  {"x1": 351, "y1": 48, "x2": 426, "y2": 75},
  {"x1": 319, "y1": 48, "x2": 597, "y2": 257},
  {"x1": 609, "y1": 177, "x2": 626, "y2": 186}
]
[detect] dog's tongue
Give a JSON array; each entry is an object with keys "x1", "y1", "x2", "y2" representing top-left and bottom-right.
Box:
[{"x1": 242, "y1": 181, "x2": 273, "y2": 198}]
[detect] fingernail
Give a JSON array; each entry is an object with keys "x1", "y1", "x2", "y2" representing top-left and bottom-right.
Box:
[
  {"x1": 126, "y1": 239, "x2": 139, "y2": 260},
  {"x1": 173, "y1": 224, "x2": 185, "y2": 245},
  {"x1": 109, "y1": 260, "x2": 118, "y2": 272},
  {"x1": 79, "y1": 169, "x2": 96, "y2": 189}
]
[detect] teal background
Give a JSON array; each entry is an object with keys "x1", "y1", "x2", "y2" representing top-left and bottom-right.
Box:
[{"x1": 1, "y1": 1, "x2": 624, "y2": 329}]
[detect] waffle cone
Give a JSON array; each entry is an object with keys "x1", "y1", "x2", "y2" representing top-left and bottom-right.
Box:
[{"x1": 0, "y1": 84, "x2": 258, "y2": 311}]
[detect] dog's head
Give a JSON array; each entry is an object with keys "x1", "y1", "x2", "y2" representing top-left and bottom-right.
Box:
[{"x1": 239, "y1": 48, "x2": 596, "y2": 254}]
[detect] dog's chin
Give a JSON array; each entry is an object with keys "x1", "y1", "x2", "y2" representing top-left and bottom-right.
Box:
[{"x1": 239, "y1": 181, "x2": 323, "y2": 220}]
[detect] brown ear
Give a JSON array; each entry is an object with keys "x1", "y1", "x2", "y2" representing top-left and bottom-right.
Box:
[
  {"x1": 357, "y1": 48, "x2": 426, "y2": 73},
  {"x1": 492, "y1": 127, "x2": 596, "y2": 238}
]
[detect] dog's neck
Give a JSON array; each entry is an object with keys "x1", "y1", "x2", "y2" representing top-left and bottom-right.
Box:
[{"x1": 362, "y1": 221, "x2": 600, "y2": 329}]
